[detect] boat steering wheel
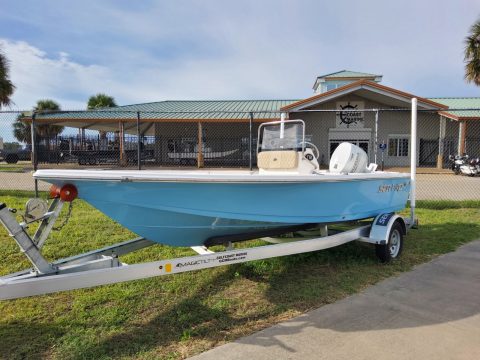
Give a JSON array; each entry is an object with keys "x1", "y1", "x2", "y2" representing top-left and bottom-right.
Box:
[{"x1": 302, "y1": 141, "x2": 320, "y2": 160}]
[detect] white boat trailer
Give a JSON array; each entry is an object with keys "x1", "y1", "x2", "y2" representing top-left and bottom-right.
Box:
[
  {"x1": 0, "y1": 99, "x2": 419, "y2": 300},
  {"x1": 0, "y1": 199, "x2": 412, "y2": 300}
]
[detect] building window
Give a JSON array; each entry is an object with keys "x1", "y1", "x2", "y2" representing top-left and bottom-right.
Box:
[
  {"x1": 324, "y1": 81, "x2": 350, "y2": 92},
  {"x1": 388, "y1": 136, "x2": 409, "y2": 157},
  {"x1": 325, "y1": 83, "x2": 337, "y2": 91}
]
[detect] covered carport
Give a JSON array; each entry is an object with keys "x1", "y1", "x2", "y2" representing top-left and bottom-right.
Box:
[
  {"x1": 27, "y1": 100, "x2": 292, "y2": 168},
  {"x1": 437, "y1": 106, "x2": 480, "y2": 158}
]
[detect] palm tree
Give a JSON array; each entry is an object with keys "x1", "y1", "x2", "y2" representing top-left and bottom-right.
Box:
[
  {"x1": 13, "y1": 100, "x2": 64, "y2": 146},
  {"x1": 12, "y1": 112, "x2": 31, "y2": 144},
  {"x1": 87, "y1": 93, "x2": 117, "y2": 141},
  {"x1": 0, "y1": 48, "x2": 15, "y2": 109},
  {"x1": 34, "y1": 99, "x2": 64, "y2": 138},
  {"x1": 465, "y1": 19, "x2": 480, "y2": 85},
  {"x1": 87, "y1": 93, "x2": 117, "y2": 109}
]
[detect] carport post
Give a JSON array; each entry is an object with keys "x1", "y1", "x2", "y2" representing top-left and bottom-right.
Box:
[
  {"x1": 30, "y1": 112, "x2": 38, "y2": 197},
  {"x1": 410, "y1": 98, "x2": 417, "y2": 225},
  {"x1": 458, "y1": 121, "x2": 467, "y2": 155},
  {"x1": 249, "y1": 112, "x2": 253, "y2": 171},
  {"x1": 374, "y1": 109, "x2": 379, "y2": 164},
  {"x1": 119, "y1": 121, "x2": 126, "y2": 166},
  {"x1": 136, "y1": 112, "x2": 141, "y2": 170},
  {"x1": 437, "y1": 115, "x2": 446, "y2": 168},
  {"x1": 197, "y1": 122, "x2": 204, "y2": 168}
]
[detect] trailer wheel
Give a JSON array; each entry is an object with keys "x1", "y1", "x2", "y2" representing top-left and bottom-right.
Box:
[
  {"x1": 5, "y1": 154, "x2": 19, "y2": 164},
  {"x1": 375, "y1": 222, "x2": 403, "y2": 263}
]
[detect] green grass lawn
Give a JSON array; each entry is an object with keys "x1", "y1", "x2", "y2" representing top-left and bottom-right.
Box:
[
  {"x1": 0, "y1": 161, "x2": 31, "y2": 171},
  {"x1": 0, "y1": 165, "x2": 27, "y2": 173},
  {"x1": 0, "y1": 190, "x2": 479, "y2": 360}
]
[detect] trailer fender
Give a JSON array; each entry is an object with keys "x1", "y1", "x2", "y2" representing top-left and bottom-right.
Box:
[{"x1": 369, "y1": 213, "x2": 406, "y2": 244}]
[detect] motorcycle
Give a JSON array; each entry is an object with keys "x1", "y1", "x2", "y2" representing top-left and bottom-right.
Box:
[
  {"x1": 469, "y1": 156, "x2": 480, "y2": 174},
  {"x1": 449, "y1": 154, "x2": 479, "y2": 176}
]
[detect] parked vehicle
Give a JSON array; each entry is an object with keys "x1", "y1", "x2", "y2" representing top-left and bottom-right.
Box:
[
  {"x1": 469, "y1": 157, "x2": 480, "y2": 173},
  {"x1": 449, "y1": 154, "x2": 478, "y2": 176},
  {"x1": 76, "y1": 149, "x2": 155, "y2": 165},
  {"x1": 34, "y1": 120, "x2": 410, "y2": 248},
  {"x1": 0, "y1": 145, "x2": 31, "y2": 164}
]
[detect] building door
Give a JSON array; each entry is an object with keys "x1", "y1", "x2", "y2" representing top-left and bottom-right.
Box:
[{"x1": 419, "y1": 139, "x2": 437, "y2": 166}]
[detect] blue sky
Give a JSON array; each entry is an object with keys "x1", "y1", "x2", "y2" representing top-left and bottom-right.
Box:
[{"x1": 0, "y1": 0, "x2": 479, "y2": 141}]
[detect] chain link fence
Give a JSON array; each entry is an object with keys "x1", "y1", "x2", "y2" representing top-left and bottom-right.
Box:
[{"x1": 0, "y1": 108, "x2": 479, "y2": 200}]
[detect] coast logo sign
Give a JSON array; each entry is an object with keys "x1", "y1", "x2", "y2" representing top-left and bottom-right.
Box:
[{"x1": 336, "y1": 101, "x2": 364, "y2": 128}]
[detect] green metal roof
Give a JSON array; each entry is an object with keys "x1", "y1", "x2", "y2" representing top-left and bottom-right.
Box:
[
  {"x1": 115, "y1": 99, "x2": 298, "y2": 116},
  {"x1": 428, "y1": 97, "x2": 480, "y2": 119},
  {"x1": 36, "y1": 100, "x2": 299, "y2": 121},
  {"x1": 34, "y1": 96, "x2": 480, "y2": 124},
  {"x1": 318, "y1": 70, "x2": 381, "y2": 79}
]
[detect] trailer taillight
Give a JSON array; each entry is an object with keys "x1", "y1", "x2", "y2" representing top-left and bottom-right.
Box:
[
  {"x1": 59, "y1": 184, "x2": 78, "y2": 202},
  {"x1": 49, "y1": 185, "x2": 60, "y2": 198}
]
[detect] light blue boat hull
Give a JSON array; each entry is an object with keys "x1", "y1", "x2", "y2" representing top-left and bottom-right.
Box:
[{"x1": 47, "y1": 177, "x2": 410, "y2": 247}]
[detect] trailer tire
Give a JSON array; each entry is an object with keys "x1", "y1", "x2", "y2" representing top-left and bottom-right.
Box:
[
  {"x1": 5, "y1": 154, "x2": 19, "y2": 164},
  {"x1": 375, "y1": 222, "x2": 403, "y2": 263}
]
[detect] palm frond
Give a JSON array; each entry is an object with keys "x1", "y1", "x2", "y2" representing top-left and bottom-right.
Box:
[
  {"x1": 0, "y1": 48, "x2": 15, "y2": 108},
  {"x1": 464, "y1": 19, "x2": 480, "y2": 85}
]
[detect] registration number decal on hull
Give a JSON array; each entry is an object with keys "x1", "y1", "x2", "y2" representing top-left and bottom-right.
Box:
[{"x1": 378, "y1": 182, "x2": 410, "y2": 193}]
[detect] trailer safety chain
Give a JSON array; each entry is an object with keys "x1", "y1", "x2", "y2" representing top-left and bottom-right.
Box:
[{"x1": 53, "y1": 201, "x2": 73, "y2": 231}]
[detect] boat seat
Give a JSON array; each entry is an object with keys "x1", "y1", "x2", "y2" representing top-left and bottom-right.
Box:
[{"x1": 258, "y1": 150, "x2": 298, "y2": 170}]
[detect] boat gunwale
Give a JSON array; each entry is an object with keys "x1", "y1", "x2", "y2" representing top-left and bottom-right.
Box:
[{"x1": 33, "y1": 169, "x2": 411, "y2": 184}]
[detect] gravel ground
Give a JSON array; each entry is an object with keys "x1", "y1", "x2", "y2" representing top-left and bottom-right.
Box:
[{"x1": 0, "y1": 171, "x2": 479, "y2": 200}]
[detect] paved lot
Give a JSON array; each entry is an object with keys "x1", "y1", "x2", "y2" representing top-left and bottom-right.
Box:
[
  {"x1": 416, "y1": 173, "x2": 480, "y2": 200},
  {"x1": 191, "y1": 240, "x2": 480, "y2": 360},
  {"x1": 0, "y1": 171, "x2": 479, "y2": 200},
  {"x1": 0, "y1": 171, "x2": 50, "y2": 191}
]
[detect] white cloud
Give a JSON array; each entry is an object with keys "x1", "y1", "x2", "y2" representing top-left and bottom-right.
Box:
[
  {"x1": 1, "y1": 39, "x2": 111, "y2": 109},
  {"x1": 1, "y1": 0, "x2": 480, "y2": 115},
  {"x1": 0, "y1": 34, "x2": 314, "y2": 112},
  {"x1": 2, "y1": 0, "x2": 480, "y2": 145}
]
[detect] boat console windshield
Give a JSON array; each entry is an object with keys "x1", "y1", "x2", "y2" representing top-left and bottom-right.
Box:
[{"x1": 257, "y1": 119, "x2": 320, "y2": 174}]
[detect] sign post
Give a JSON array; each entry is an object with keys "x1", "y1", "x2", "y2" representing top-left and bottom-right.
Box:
[{"x1": 379, "y1": 142, "x2": 387, "y2": 171}]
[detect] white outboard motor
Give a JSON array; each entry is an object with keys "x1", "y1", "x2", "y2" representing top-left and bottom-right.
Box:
[{"x1": 329, "y1": 142, "x2": 371, "y2": 173}]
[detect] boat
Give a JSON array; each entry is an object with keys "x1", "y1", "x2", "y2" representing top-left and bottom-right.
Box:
[
  {"x1": 33, "y1": 119, "x2": 411, "y2": 248},
  {"x1": 167, "y1": 148, "x2": 238, "y2": 160},
  {"x1": 2, "y1": 113, "x2": 418, "y2": 299},
  {"x1": 167, "y1": 139, "x2": 239, "y2": 161}
]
